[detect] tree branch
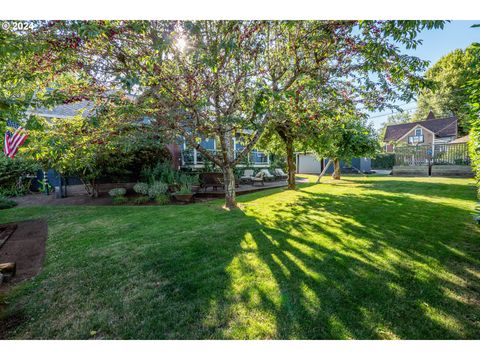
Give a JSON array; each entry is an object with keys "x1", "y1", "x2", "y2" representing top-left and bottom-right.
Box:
[
  {"x1": 232, "y1": 114, "x2": 270, "y2": 166},
  {"x1": 176, "y1": 127, "x2": 224, "y2": 167}
]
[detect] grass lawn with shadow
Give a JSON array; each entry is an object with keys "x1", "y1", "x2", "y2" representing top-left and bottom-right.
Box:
[{"x1": 0, "y1": 175, "x2": 479, "y2": 339}]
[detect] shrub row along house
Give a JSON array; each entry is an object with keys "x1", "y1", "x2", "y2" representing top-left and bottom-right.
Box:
[{"x1": 27, "y1": 99, "x2": 273, "y2": 193}]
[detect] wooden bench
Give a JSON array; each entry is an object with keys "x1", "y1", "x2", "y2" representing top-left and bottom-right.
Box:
[{"x1": 199, "y1": 172, "x2": 224, "y2": 191}]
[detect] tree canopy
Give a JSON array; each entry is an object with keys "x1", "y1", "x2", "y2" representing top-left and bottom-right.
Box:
[
  {"x1": 2, "y1": 20, "x2": 445, "y2": 207},
  {"x1": 24, "y1": 97, "x2": 169, "y2": 196},
  {"x1": 463, "y1": 38, "x2": 480, "y2": 198},
  {"x1": 413, "y1": 44, "x2": 480, "y2": 133}
]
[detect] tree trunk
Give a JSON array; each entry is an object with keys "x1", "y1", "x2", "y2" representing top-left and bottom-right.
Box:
[
  {"x1": 219, "y1": 131, "x2": 237, "y2": 209},
  {"x1": 43, "y1": 169, "x2": 50, "y2": 195},
  {"x1": 276, "y1": 123, "x2": 296, "y2": 190},
  {"x1": 332, "y1": 158, "x2": 341, "y2": 180},
  {"x1": 222, "y1": 166, "x2": 237, "y2": 209},
  {"x1": 285, "y1": 137, "x2": 296, "y2": 190},
  {"x1": 82, "y1": 179, "x2": 99, "y2": 198},
  {"x1": 316, "y1": 159, "x2": 333, "y2": 183}
]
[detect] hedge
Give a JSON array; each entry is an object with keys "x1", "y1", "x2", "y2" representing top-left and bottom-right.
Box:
[
  {"x1": 469, "y1": 121, "x2": 480, "y2": 198},
  {"x1": 371, "y1": 153, "x2": 395, "y2": 170}
]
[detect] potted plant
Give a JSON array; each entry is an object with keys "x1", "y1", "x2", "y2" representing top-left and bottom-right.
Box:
[
  {"x1": 179, "y1": 173, "x2": 200, "y2": 193},
  {"x1": 172, "y1": 184, "x2": 194, "y2": 203},
  {"x1": 188, "y1": 173, "x2": 201, "y2": 193}
]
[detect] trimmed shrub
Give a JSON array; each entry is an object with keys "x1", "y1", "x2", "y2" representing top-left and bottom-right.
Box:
[
  {"x1": 148, "y1": 181, "x2": 168, "y2": 199},
  {"x1": 112, "y1": 196, "x2": 128, "y2": 205},
  {"x1": 155, "y1": 194, "x2": 170, "y2": 205},
  {"x1": 133, "y1": 182, "x2": 149, "y2": 195},
  {"x1": 108, "y1": 188, "x2": 127, "y2": 197},
  {"x1": 469, "y1": 126, "x2": 480, "y2": 198},
  {"x1": 132, "y1": 196, "x2": 149, "y2": 205},
  {"x1": 0, "y1": 157, "x2": 40, "y2": 197},
  {"x1": 0, "y1": 196, "x2": 17, "y2": 210},
  {"x1": 371, "y1": 153, "x2": 395, "y2": 169}
]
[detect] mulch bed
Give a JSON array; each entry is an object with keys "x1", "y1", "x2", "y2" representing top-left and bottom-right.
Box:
[
  {"x1": 13, "y1": 193, "x2": 113, "y2": 206},
  {"x1": 0, "y1": 219, "x2": 48, "y2": 291},
  {"x1": 12, "y1": 192, "x2": 214, "y2": 207},
  {"x1": 0, "y1": 220, "x2": 47, "y2": 338},
  {"x1": 0, "y1": 225, "x2": 17, "y2": 250}
]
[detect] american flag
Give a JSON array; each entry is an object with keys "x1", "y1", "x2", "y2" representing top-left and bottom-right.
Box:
[{"x1": 3, "y1": 120, "x2": 28, "y2": 159}]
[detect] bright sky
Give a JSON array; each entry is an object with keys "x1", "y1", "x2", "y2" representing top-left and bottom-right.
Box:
[{"x1": 368, "y1": 20, "x2": 480, "y2": 130}]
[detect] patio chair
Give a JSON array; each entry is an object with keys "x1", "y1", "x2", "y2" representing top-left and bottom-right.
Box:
[
  {"x1": 258, "y1": 169, "x2": 275, "y2": 182},
  {"x1": 274, "y1": 168, "x2": 288, "y2": 180},
  {"x1": 240, "y1": 169, "x2": 255, "y2": 184},
  {"x1": 250, "y1": 171, "x2": 265, "y2": 186}
]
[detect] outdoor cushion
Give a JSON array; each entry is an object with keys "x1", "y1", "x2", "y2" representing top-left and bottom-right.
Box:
[
  {"x1": 258, "y1": 169, "x2": 275, "y2": 181},
  {"x1": 250, "y1": 172, "x2": 265, "y2": 186},
  {"x1": 240, "y1": 169, "x2": 254, "y2": 179},
  {"x1": 274, "y1": 168, "x2": 288, "y2": 180}
]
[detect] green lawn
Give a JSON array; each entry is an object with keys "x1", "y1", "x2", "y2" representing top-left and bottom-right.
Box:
[{"x1": 1, "y1": 175, "x2": 479, "y2": 339}]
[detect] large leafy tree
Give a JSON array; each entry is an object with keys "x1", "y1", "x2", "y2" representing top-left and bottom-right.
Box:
[
  {"x1": 24, "y1": 95, "x2": 168, "y2": 197},
  {"x1": 16, "y1": 20, "x2": 444, "y2": 207},
  {"x1": 413, "y1": 45, "x2": 480, "y2": 133},
  {"x1": 265, "y1": 20, "x2": 445, "y2": 189},
  {"x1": 463, "y1": 40, "x2": 480, "y2": 198},
  {"x1": 27, "y1": 21, "x2": 313, "y2": 208},
  {"x1": 302, "y1": 115, "x2": 379, "y2": 181},
  {"x1": 0, "y1": 23, "x2": 102, "y2": 127},
  {"x1": 0, "y1": 23, "x2": 52, "y2": 123}
]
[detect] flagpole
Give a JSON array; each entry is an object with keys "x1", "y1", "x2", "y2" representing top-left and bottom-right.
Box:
[
  {"x1": 26, "y1": 90, "x2": 51, "y2": 196},
  {"x1": 43, "y1": 170, "x2": 49, "y2": 196}
]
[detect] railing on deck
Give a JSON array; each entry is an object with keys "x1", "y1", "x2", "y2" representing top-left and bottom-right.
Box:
[
  {"x1": 433, "y1": 143, "x2": 470, "y2": 165},
  {"x1": 394, "y1": 143, "x2": 470, "y2": 166}
]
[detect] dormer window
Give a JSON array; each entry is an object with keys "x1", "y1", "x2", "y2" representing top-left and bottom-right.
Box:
[{"x1": 408, "y1": 127, "x2": 424, "y2": 144}]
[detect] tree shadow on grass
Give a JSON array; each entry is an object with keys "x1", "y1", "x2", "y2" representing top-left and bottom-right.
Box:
[
  {"x1": 129, "y1": 181, "x2": 479, "y2": 339},
  {"x1": 224, "y1": 183, "x2": 479, "y2": 339},
  {"x1": 2, "y1": 179, "x2": 479, "y2": 339},
  {"x1": 326, "y1": 177, "x2": 477, "y2": 202}
]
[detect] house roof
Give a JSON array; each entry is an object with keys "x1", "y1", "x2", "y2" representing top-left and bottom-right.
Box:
[
  {"x1": 384, "y1": 116, "x2": 457, "y2": 142},
  {"x1": 449, "y1": 134, "x2": 469, "y2": 144},
  {"x1": 30, "y1": 100, "x2": 94, "y2": 118},
  {"x1": 29, "y1": 98, "x2": 152, "y2": 125}
]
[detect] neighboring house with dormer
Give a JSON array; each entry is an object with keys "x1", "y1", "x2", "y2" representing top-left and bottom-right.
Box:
[{"x1": 383, "y1": 111, "x2": 458, "y2": 152}]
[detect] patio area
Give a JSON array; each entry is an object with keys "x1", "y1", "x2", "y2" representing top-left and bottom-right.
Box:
[{"x1": 195, "y1": 177, "x2": 310, "y2": 197}]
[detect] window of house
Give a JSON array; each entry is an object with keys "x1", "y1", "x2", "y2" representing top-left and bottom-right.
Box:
[
  {"x1": 200, "y1": 138, "x2": 215, "y2": 150},
  {"x1": 415, "y1": 128, "x2": 422, "y2": 136}
]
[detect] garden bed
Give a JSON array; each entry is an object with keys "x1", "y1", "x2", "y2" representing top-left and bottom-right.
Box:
[
  {"x1": 0, "y1": 220, "x2": 47, "y2": 290},
  {"x1": 9, "y1": 192, "x2": 208, "y2": 207}
]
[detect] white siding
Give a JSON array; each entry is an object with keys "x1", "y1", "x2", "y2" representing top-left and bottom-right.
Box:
[{"x1": 297, "y1": 154, "x2": 321, "y2": 174}]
